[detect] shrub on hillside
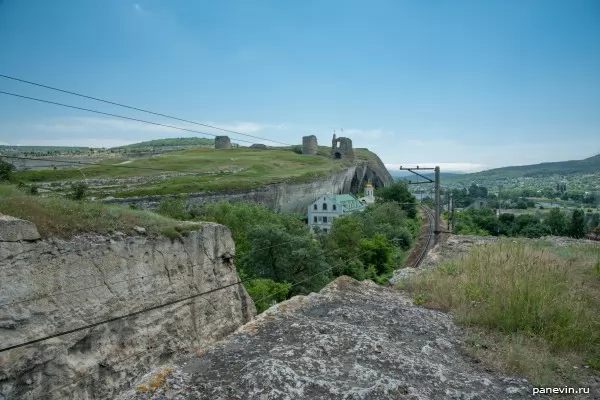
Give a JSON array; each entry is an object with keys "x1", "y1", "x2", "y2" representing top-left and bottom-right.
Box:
[
  {"x1": 244, "y1": 278, "x2": 292, "y2": 313},
  {"x1": 0, "y1": 159, "x2": 16, "y2": 182},
  {"x1": 66, "y1": 181, "x2": 88, "y2": 201},
  {"x1": 156, "y1": 196, "x2": 186, "y2": 220}
]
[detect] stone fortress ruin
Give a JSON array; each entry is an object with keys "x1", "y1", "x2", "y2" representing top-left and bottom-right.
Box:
[
  {"x1": 215, "y1": 136, "x2": 232, "y2": 149},
  {"x1": 302, "y1": 135, "x2": 318, "y2": 155},
  {"x1": 331, "y1": 134, "x2": 355, "y2": 160}
]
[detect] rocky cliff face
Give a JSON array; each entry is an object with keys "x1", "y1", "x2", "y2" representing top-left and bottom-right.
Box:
[
  {"x1": 0, "y1": 217, "x2": 255, "y2": 400},
  {"x1": 121, "y1": 276, "x2": 542, "y2": 400},
  {"x1": 104, "y1": 158, "x2": 393, "y2": 214}
]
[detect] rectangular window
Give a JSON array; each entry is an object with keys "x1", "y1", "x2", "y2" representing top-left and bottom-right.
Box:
[
  {"x1": 313, "y1": 216, "x2": 317, "y2": 223},
  {"x1": 323, "y1": 216, "x2": 328, "y2": 223},
  {"x1": 333, "y1": 204, "x2": 337, "y2": 211},
  {"x1": 313, "y1": 204, "x2": 317, "y2": 210}
]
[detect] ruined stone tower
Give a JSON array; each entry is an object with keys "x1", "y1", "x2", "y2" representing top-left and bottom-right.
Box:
[
  {"x1": 331, "y1": 134, "x2": 355, "y2": 160},
  {"x1": 215, "y1": 136, "x2": 231, "y2": 149},
  {"x1": 302, "y1": 135, "x2": 318, "y2": 155}
]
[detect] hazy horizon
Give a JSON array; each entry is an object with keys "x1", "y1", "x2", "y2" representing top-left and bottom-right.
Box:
[{"x1": 1, "y1": 0, "x2": 599, "y2": 173}]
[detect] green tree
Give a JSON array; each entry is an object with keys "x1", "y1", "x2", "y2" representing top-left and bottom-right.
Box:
[
  {"x1": 67, "y1": 181, "x2": 88, "y2": 201},
  {"x1": 241, "y1": 224, "x2": 330, "y2": 295},
  {"x1": 0, "y1": 159, "x2": 16, "y2": 182},
  {"x1": 569, "y1": 209, "x2": 586, "y2": 238},
  {"x1": 587, "y1": 212, "x2": 600, "y2": 232},
  {"x1": 545, "y1": 207, "x2": 566, "y2": 236},
  {"x1": 244, "y1": 279, "x2": 292, "y2": 313},
  {"x1": 375, "y1": 180, "x2": 417, "y2": 219},
  {"x1": 358, "y1": 234, "x2": 393, "y2": 276}
]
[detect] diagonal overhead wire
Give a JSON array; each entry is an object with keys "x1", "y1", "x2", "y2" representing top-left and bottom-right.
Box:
[
  {"x1": 0, "y1": 74, "x2": 293, "y2": 146},
  {"x1": 0, "y1": 91, "x2": 265, "y2": 145}
]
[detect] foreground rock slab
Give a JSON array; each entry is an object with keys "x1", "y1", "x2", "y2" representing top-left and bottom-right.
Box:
[{"x1": 122, "y1": 276, "x2": 541, "y2": 400}]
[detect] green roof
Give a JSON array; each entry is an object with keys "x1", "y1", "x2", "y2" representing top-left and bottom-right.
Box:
[
  {"x1": 333, "y1": 194, "x2": 357, "y2": 202},
  {"x1": 333, "y1": 194, "x2": 365, "y2": 211}
]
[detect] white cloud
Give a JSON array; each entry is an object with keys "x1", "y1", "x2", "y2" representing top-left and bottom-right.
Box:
[
  {"x1": 343, "y1": 128, "x2": 392, "y2": 139},
  {"x1": 203, "y1": 121, "x2": 279, "y2": 134},
  {"x1": 0, "y1": 117, "x2": 294, "y2": 147}
]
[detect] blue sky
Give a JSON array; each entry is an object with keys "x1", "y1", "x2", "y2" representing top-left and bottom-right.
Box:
[{"x1": 1, "y1": 0, "x2": 599, "y2": 172}]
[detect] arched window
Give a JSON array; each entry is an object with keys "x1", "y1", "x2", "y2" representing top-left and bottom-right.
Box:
[
  {"x1": 313, "y1": 204, "x2": 317, "y2": 210},
  {"x1": 333, "y1": 204, "x2": 337, "y2": 211},
  {"x1": 323, "y1": 203, "x2": 327, "y2": 210}
]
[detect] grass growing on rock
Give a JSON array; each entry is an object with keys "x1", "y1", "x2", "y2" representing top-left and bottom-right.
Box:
[
  {"x1": 400, "y1": 240, "x2": 600, "y2": 385},
  {"x1": 0, "y1": 184, "x2": 202, "y2": 239},
  {"x1": 13, "y1": 146, "x2": 363, "y2": 198}
]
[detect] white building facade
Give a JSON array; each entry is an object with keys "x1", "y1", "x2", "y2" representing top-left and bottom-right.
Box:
[{"x1": 307, "y1": 194, "x2": 366, "y2": 233}]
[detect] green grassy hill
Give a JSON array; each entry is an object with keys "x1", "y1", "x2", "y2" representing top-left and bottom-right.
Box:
[
  {"x1": 438, "y1": 154, "x2": 600, "y2": 194},
  {"x1": 111, "y1": 137, "x2": 215, "y2": 150},
  {"x1": 13, "y1": 145, "x2": 374, "y2": 198}
]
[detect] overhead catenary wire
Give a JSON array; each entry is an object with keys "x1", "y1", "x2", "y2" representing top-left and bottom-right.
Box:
[
  {"x1": 0, "y1": 91, "x2": 293, "y2": 147},
  {"x1": 0, "y1": 237, "x2": 312, "y2": 308},
  {"x1": 0, "y1": 74, "x2": 293, "y2": 146},
  {"x1": 20, "y1": 249, "x2": 373, "y2": 399},
  {"x1": 0, "y1": 278, "x2": 249, "y2": 353},
  {"x1": 0, "y1": 246, "x2": 371, "y2": 354}
]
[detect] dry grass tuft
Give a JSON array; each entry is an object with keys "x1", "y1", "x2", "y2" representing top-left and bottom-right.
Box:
[
  {"x1": 0, "y1": 184, "x2": 202, "y2": 239},
  {"x1": 135, "y1": 367, "x2": 175, "y2": 393},
  {"x1": 401, "y1": 240, "x2": 600, "y2": 385}
]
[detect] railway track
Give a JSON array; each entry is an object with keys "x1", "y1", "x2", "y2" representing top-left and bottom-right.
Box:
[{"x1": 410, "y1": 205, "x2": 435, "y2": 268}]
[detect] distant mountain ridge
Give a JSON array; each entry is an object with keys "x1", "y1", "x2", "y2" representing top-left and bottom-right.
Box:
[
  {"x1": 461, "y1": 154, "x2": 600, "y2": 179},
  {"x1": 388, "y1": 170, "x2": 465, "y2": 180}
]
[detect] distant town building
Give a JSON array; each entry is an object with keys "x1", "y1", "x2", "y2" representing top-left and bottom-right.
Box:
[
  {"x1": 308, "y1": 193, "x2": 365, "y2": 233},
  {"x1": 468, "y1": 198, "x2": 488, "y2": 209}
]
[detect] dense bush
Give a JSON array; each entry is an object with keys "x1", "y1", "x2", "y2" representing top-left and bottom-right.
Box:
[
  {"x1": 0, "y1": 159, "x2": 16, "y2": 182},
  {"x1": 244, "y1": 279, "x2": 292, "y2": 313},
  {"x1": 66, "y1": 181, "x2": 88, "y2": 201}
]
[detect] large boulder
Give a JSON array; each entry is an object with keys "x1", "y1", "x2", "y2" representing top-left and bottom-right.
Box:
[{"x1": 0, "y1": 215, "x2": 41, "y2": 242}]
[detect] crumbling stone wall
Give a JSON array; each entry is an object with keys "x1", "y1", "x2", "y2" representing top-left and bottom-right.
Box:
[
  {"x1": 331, "y1": 134, "x2": 355, "y2": 160},
  {"x1": 214, "y1": 136, "x2": 231, "y2": 149}
]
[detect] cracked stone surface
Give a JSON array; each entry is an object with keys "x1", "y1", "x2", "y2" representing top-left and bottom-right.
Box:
[
  {"x1": 121, "y1": 277, "x2": 545, "y2": 400},
  {"x1": 0, "y1": 220, "x2": 255, "y2": 400}
]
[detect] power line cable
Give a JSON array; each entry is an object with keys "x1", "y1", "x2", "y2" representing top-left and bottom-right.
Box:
[
  {"x1": 21, "y1": 249, "x2": 374, "y2": 398},
  {"x1": 0, "y1": 246, "x2": 372, "y2": 354},
  {"x1": 0, "y1": 75, "x2": 293, "y2": 146},
  {"x1": 0, "y1": 91, "x2": 281, "y2": 146},
  {"x1": 0, "y1": 278, "x2": 249, "y2": 353},
  {"x1": 0, "y1": 237, "x2": 310, "y2": 307}
]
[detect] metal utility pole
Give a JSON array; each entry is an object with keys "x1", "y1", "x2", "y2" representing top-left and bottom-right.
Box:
[
  {"x1": 399, "y1": 165, "x2": 442, "y2": 243},
  {"x1": 434, "y1": 166, "x2": 440, "y2": 241},
  {"x1": 450, "y1": 193, "x2": 454, "y2": 232}
]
